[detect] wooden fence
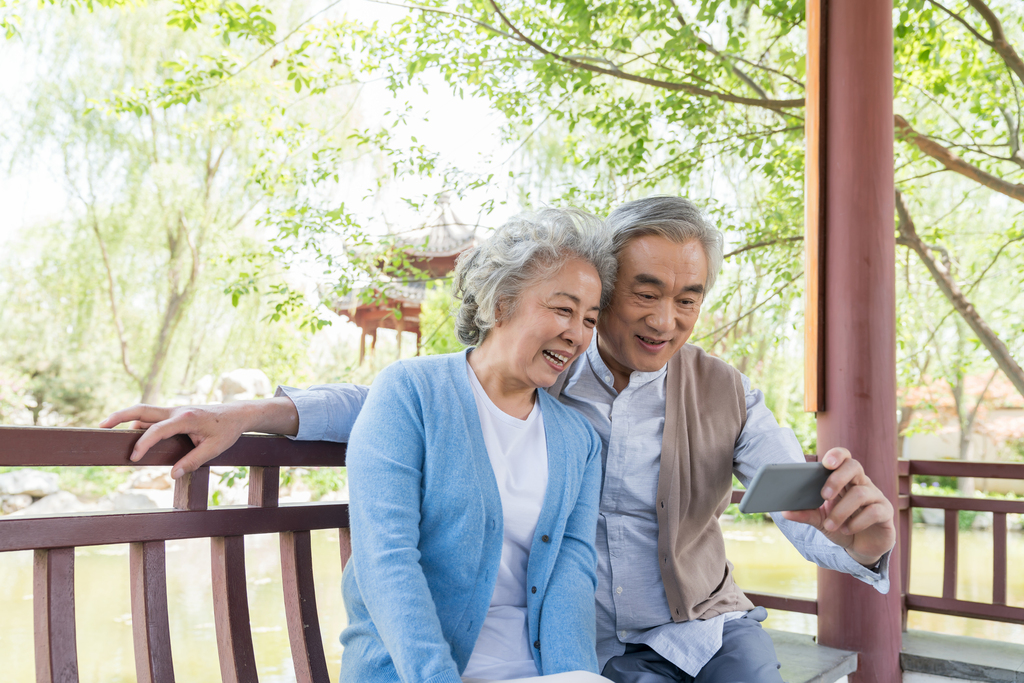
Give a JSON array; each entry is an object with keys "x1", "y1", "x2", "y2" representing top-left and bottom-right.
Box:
[
  {"x1": 3, "y1": 425, "x2": 1024, "y2": 682},
  {"x1": 0, "y1": 426, "x2": 349, "y2": 683}
]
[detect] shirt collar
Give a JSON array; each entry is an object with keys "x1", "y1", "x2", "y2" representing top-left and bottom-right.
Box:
[{"x1": 585, "y1": 334, "x2": 668, "y2": 391}]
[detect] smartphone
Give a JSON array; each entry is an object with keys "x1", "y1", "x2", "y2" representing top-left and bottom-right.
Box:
[{"x1": 737, "y1": 461, "x2": 831, "y2": 514}]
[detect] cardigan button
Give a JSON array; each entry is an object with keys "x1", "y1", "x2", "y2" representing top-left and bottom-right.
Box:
[
  {"x1": 541, "y1": 535, "x2": 550, "y2": 543},
  {"x1": 534, "y1": 640, "x2": 541, "y2": 650},
  {"x1": 531, "y1": 586, "x2": 537, "y2": 594}
]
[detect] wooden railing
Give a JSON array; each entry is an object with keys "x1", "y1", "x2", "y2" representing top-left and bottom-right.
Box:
[
  {"x1": 0, "y1": 425, "x2": 350, "y2": 683},
  {"x1": 728, "y1": 456, "x2": 1024, "y2": 630},
  {"x1": 5, "y1": 426, "x2": 1023, "y2": 681},
  {"x1": 897, "y1": 458, "x2": 1024, "y2": 627}
]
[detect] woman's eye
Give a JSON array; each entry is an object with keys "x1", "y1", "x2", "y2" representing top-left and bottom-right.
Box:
[{"x1": 584, "y1": 318, "x2": 597, "y2": 328}]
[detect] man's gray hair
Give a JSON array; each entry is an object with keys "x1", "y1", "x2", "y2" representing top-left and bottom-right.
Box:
[
  {"x1": 606, "y1": 196, "x2": 724, "y2": 293},
  {"x1": 452, "y1": 208, "x2": 616, "y2": 347}
]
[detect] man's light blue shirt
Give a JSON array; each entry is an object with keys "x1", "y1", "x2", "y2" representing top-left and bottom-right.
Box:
[
  {"x1": 558, "y1": 340, "x2": 890, "y2": 675},
  {"x1": 277, "y1": 338, "x2": 891, "y2": 677}
]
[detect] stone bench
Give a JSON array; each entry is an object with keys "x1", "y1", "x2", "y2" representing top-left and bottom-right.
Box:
[{"x1": 766, "y1": 629, "x2": 857, "y2": 683}]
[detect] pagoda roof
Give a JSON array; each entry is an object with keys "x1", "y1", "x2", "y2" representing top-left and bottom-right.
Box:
[
  {"x1": 391, "y1": 192, "x2": 476, "y2": 257},
  {"x1": 320, "y1": 280, "x2": 428, "y2": 316}
]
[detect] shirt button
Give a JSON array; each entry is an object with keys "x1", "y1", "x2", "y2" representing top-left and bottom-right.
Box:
[
  {"x1": 619, "y1": 630, "x2": 627, "y2": 639},
  {"x1": 534, "y1": 640, "x2": 541, "y2": 650},
  {"x1": 541, "y1": 535, "x2": 550, "y2": 543},
  {"x1": 616, "y1": 586, "x2": 623, "y2": 595},
  {"x1": 531, "y1": 586, "x2": 537, "y2": 594}
]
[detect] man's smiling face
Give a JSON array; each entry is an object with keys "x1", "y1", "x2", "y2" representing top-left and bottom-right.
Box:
[{"x1": 596, "y1": 234, "x2": 708, "y2": 388}]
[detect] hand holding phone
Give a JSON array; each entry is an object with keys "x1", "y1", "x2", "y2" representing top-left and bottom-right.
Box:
[{"x1": 738, "y1": 462, "x2": 830, "y2": 514}]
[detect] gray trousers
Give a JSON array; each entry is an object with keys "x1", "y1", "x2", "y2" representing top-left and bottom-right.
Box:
[{"x1": 600, "y1": 616, "x2": 784, "y2": 683}]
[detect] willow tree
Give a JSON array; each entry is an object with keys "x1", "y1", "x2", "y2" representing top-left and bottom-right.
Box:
[{"x1": 6, "y1": 0, "x2": 1023, "y2": 416}]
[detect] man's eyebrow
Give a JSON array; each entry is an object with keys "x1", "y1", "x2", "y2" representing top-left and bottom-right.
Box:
[
  {"x1": 633, "y1": 273, "x2": 704, "y2": 295},
  {"x1": 633, "y1": 273, "x2": 664, "y2": 286}
]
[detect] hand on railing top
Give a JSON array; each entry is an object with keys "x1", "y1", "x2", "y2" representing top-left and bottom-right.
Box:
[
  {"x1": 780, "y1": 447, "x2": 897, "y2": 568},
  {"x1": 100, "y1": 398, "x2": 300, "y2": 479}
]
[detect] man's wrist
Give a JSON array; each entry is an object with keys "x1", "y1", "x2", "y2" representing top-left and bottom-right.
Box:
[
  {"x1": 242, "y1": 396, "x2": 300, "y2": 436},
  {"x1": 847, "y1": 548, "x2": 885, "y2": 571}
]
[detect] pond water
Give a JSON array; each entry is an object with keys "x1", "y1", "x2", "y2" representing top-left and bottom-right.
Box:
[{"x1": 1, "y1": 521, "x2": 1022, "y2": 682}]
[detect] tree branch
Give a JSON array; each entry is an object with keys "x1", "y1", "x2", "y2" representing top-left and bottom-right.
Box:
[
  {"x1": 895, "y1": 114, "x2": 1024, "y2": 203},
  {"x1": 89, "y1": 211, "x2": 142, "y2": 387},
  {"x1": 693, "y1": 272, "x2": 800, "y2": 344},
  {"x1": 724, "y1": 235, "x2": 803, "y2": 259},
  {"x1": 965, "y1": 0, "x2": 1024, "y2": 87},
  {"x1": 1000, "y1": 106, "x2": 1024, "y2": 168},
  {"x1": 928, "y1": 0, "x2": 992, "y2": 45},
  {"x1": 669, "y1": 1, "x2": 769, "y2": 100},
  {"x1": 63, "y1": 150, "x2": 141, "y2": 387},
  {"x1": 486, "y1": 2, "x2": 804, "y2": 112},
  {"x1": 895, "y1": 189, "x2": 1024, "y2": 399}
]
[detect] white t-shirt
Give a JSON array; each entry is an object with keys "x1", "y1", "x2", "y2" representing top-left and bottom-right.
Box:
[{"x1": 462, "y1": 361, "x2": 550, "y2": 680}]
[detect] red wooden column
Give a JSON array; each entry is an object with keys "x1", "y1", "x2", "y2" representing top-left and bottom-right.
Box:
[{"x1": 809, "y1": 0, "x2": 902, "y2": 681}]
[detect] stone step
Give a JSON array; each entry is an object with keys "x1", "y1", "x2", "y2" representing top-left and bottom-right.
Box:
[{"x1": 901, "y1": 629, "x2": 1024, "y2": 682}]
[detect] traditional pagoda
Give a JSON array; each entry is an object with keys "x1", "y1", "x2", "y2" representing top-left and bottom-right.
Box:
[{"x1": 325, "y1": 193, "x2": 476, "y2": 362}]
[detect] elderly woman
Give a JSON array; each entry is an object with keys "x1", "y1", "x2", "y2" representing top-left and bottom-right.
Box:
[{"x1": 103, "y1": 209, "x2": 616, "y2": 682}]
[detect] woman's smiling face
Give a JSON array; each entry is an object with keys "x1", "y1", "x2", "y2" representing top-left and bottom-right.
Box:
[{"x1": 482, "y1": 256, "x2": 603, "y2": 390}]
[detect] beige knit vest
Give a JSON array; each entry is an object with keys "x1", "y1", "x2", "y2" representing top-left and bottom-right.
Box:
[
  {"x1": 552, "y1": 343, "x2": 751, "y2": 622},
  {"x1": 657, "y1": 344, "x2": 752, "y2": 621}
]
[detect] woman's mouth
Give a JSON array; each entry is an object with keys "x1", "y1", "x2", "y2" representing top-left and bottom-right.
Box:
[
  {"x1": 636, "y1": 335, "x2": 669, "y2": 351},
  {"x1": 542, "y1": 349, "x2": 571, "y2": 370}
]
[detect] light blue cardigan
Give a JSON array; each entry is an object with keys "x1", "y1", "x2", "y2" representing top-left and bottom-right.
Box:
[{"x1": 340, "y1": 350, "x2": 603, "y2": 683}]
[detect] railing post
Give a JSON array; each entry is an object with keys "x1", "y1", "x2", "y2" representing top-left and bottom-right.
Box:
[
  {"x1": 130, "y1": 541, "x2": 175, "y2": 683},
  {"x1": 942, "y1": 510, "x2": 959, "y2": 600},
  {"x1": 173, "y1": 466, "x2": 210, "y2": 511},
  {"x1": 810, "y1": 0, "x2": 902, "y2": 679},
  {"x1": 898, "y1": 459, "x2": 911, "y2": 631},
  {"x1": 212, "y1": 535, "x2": 259, "y2": 683},
  {"x1": 993, "y1": 512, "x2": 1007, "y2": 606},
  {"x1": 280, "y1": 531, "x2": 329, "y2": 683},
  {"x1": 34, "y1": 547, "x2": 79, "y2": 683}
]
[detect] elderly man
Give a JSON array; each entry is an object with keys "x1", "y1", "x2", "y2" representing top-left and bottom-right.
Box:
[{"x1": 104, "y1": 196, "x2": 895, "y2": 683}]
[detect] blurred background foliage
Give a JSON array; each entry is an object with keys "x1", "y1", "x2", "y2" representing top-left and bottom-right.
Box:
[{"x1": 1, "y1": 0, "x2": 1024, "y2": 483}]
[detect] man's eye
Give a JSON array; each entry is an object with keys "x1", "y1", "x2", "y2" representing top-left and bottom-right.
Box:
[{"x1": 584, "y1": 318, "x2": 597, "y2": 327}]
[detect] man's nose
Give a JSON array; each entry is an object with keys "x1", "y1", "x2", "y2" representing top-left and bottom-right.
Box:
[{"x1": 646, "y1": 300, "x2": 675, "y2": 333}]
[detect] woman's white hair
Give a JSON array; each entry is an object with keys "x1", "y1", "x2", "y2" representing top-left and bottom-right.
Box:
[
  {"x1": 606, "y1": 196, "x2": 724, "y2": 293},
  {"x1": 452, "y1": 208, "x2": 616, "y2": 347}
]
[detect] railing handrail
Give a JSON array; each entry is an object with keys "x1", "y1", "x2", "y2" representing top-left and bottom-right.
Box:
[
  {"x1": 0, "y1": 425, "x2": 345, "y2": 467},
  {"x1": 900, "y1": 457, "x2": 1024, "y2": 480}
]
